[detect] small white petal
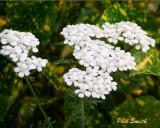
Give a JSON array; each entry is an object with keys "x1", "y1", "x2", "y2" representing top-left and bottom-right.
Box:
[
  {"x1": 37, "y1": 67, "x2": 42, "y2": 72},
  {"x1": 32, "y1": 48, "x2": 38, "y2": 53},
  {"x1": 78, "y1": 93, "x2": 84, "y2": 98},
  {"x1": 18, "y1": 72, "x2": 24, "y2": 78},
  {"x1": 84, "y1": 91, "x2": 91, "y2": 97},
  {"x1": 14, "y1": 67, "x2": 20, "y2": 72},
  {"x1": 24, "y1": 71, "x2": 30, "y2": 76}
]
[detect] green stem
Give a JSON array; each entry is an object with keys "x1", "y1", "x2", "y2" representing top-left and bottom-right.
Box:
[
  {"x1": 25, "y1": 77, "x2": 48, "y2": 120},
  {"x1": 81, "y1": 99, "x2": 85, "y2": 128}
]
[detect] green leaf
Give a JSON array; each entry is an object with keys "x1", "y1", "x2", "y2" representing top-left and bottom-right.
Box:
[
  {"x1": 111, "y1": 96, "x2": 160, "y2": 128},
  {"x1": 99, "y1": 3, "x2": 141, "y2": 24},
  {"x1": 64, "y1": 90, "x2": 82, "y2": 128},
  {"x1": 130, "y1": 48, "x2": 160, "y2": 77},
  {"x1": 98, "y1": 3, "x2": 158, "y2": 31},
  {"x1": 64, "y1": 89, "x2": 108, "y2": 128}
]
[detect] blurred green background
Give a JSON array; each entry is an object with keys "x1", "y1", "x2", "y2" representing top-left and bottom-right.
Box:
[{"x1": 0, "y1": 0, "x2": 160, "y2": 128}]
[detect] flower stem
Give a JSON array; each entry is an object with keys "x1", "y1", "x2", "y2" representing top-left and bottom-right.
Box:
[
  {"x1": 81, "y1": 99, "x2": 85, "y2": 128},
  {"x1": 25, "y1": 77, "x2": 48, "y2": 120}
]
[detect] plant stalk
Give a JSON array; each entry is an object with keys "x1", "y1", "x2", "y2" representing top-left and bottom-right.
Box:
[{"x1": 25, "y1": 77, "x2": 48, "y2": 120}]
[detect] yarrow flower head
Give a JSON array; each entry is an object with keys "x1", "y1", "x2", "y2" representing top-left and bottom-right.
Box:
[
  {"x1": 61, "y1": 21, "x2": 155, "y2": 99},
  {"x1": 0, "y1": 29, "x2": 48, "y2": 78},
  {"x1": 102, "y1": 21, "x2": 155, "y2": 52},
  {"x1": 14, "y1": 56, "x2": 48, "y2": 78},
  {"x1": 64, "y1": 68, "x2": 117, "y2": 99},
  {"x1": 73, "y1": 40, "x2": 136, "y2": 73}
]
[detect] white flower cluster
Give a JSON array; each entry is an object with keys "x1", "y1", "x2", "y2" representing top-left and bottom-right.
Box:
[
  {"x1": 73, "y1": 40, "x2": 136, "y2": 73},
  {"x1": 61, "y1": 22, "x2": 155, "y2": 99},
  {"x1": 62, "y1": 22, "x2": 155, "y2": 52},
  {"x1": 102, "y1": 21, "x2": 155, "y2": 52},
  {"x1": 0, "y1": 29, "x2": 48, "y2": 77},
  {"x1": 64, "y1": 68, "x2": 117, "y2": 99}
]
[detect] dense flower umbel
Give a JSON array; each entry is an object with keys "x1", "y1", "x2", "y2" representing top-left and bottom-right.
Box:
[
  {"x1": 64, "y1": 68, "x2": 117, "y2": 99},
  {"x1": 14, "y1": 56, "x2": 48, "y2": 78},
  {"x1": 0, "y1": 29, "x2": 48, "y2": 77},
  {"x1": 102, "y1": 21, "x2": 155, "y2": 52},
  {"x1": 61, "y1": 22, "x2": 155, "y2": 99},
  {"x1": 73, "y1": 40, "x2": 136, "y2": 73},
  {"x1": 61, "y1": 22, "x2": 155, "y2": 52}
]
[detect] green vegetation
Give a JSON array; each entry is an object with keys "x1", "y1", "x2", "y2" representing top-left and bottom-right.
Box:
[{"x1": 0, "y1": 1, "x2": 160, "y2": 128}]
